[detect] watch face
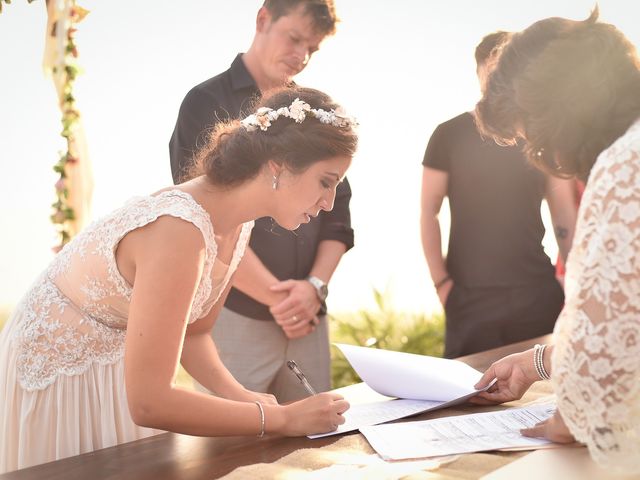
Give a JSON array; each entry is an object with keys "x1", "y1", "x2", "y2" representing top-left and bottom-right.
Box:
[
  {"x1": 308, "y1": 276, "x2": 328, "y2": 301},
  {"x1": 318, "y1": 284, "x2": 328, "y2": 301}
]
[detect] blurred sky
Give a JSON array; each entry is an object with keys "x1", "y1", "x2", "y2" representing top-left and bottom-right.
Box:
[{"x1": 1, "y1": 1, "x2": 638, "y2": 314}]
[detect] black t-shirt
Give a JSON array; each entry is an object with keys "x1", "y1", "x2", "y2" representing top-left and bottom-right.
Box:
[
  {"x1": 422, "y1": 112, "x2": 555, "y2": 287},
  {"x1": 169, "y1": 54, "x2": 354, "y2": 320}
]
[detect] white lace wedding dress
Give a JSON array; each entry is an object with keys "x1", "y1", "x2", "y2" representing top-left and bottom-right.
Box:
[
  {"x1": 552, "y1": 118, "x2": 640, "y2": 473},
  {"x1": 0, "y1": 190, "x2": 252, "y2": 473}
]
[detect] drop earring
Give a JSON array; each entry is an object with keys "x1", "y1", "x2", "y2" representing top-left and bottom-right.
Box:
[{"x1": 272, "y1": 175, "x2": 279, "y2": 190}]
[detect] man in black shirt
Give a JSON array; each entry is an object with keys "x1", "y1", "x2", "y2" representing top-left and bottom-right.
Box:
[
  {"x1": 169, "y1": 0, "x2": 352, "y2": 402},
  {"x1": 420, "y1": 32, "x2": 577, "y2": 358}
]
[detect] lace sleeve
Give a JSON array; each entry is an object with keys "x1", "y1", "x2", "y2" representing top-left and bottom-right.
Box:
[{"x1": 551, "y1": 126, "x2": 640, "y2": 473}]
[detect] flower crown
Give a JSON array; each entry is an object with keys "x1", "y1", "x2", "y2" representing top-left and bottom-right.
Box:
[{"x1": 240, "y1": 98, "x2": 357, "y2": 132}]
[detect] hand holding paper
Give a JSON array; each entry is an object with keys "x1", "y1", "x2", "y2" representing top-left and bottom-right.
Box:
[{"x1": 308, "y1": 344, "x2": 492, "y2": 438}]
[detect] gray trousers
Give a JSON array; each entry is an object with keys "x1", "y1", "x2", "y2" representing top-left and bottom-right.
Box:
[{"x1": 209, "y1": 307, "x2": 331, "y2": 403}]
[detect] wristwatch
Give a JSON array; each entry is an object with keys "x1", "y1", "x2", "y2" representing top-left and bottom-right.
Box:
[{"x1": 306, "y1": 275, "x2": 328, "y2": 302}]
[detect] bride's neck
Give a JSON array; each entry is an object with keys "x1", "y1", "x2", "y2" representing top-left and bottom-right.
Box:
[{"x1": 181, "y1": 176, "x2": 269, "y2": 234}]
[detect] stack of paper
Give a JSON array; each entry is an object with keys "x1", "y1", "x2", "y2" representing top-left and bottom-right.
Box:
[
  {"x1": 360, "y1": 403, "x2": 555, "y2": 460},
  {"x1": 311, "y1": 343, "x2": 558, "y2": 461},
  {"x1": 309, "y1": 343, "x2": 490, "y2": 438}
]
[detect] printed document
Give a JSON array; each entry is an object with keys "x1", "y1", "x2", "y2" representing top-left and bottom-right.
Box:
[
  {"x1": 360, "y1": 403, "x2": 556, "y2": 460},
  {"x1": 309, "y1": 398, "x2": 446, "y2": 439}
]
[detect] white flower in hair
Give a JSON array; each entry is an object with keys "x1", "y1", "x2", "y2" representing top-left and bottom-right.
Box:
[
  {"x1": 257, "y1": 118, "x2": 272, "y2": 131},
  {"x1": 240, "y1": 114, "x2": 260, "y2": 132},
  {"x1": 311, "y1": 108, "x2": 333, "y2": 124},
  {"x1": 288, "y1": 98, "x2": 311, "y2": 122},
  {"x1": 332, "y1": 107, "x2": 353, "y2": 127},
  {"x1": 266, "y1": 109, "x2": 279, "y2": 121}
]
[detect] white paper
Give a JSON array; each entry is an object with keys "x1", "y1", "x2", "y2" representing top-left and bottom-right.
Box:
[
  {"x1": 360, "y1": 404, "x2": 556, "y2": 460},
  {"x1": 307, "y1": 345, "x2": 493, "y2": 439},
  {"x1": 309, "y1": 398, "x2": 444, "y2": 438},
  {"x1": 309, "y1": 386, "x2": 489, "y2": 439},
  {"x1": 334, "y1": 343, "x2": 484, "y2": 401}
]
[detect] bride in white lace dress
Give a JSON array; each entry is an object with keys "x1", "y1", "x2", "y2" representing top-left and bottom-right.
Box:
[
  {"x1": 0, "y1": 87, "x2": 356, "y2": 473},
  {"x1": 471, "y1": 9, "x2": 640, "y2": 474}
]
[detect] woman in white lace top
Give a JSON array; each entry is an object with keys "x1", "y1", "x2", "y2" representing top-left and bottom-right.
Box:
[
  {"x1": 471, "y1": 8, "x2": 640, "y2": 473},
  {"x1": 0, "y1": 87, "x2": 356, "y2": 473}
]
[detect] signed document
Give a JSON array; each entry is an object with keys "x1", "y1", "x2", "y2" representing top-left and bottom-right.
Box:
[
  {"x1": 360, "y1": 404, "x2": 555, "y2": 460},
  {"x1": 309, "y1": 397, "x2": 447, "y2": 439}
]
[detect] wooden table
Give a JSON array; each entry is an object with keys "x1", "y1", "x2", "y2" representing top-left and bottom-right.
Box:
[{"x1": 0, "y1": 335, "x2": 552, "y2": 480}]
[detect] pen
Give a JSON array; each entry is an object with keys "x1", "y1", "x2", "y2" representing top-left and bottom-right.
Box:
[{"x1": 286, "y1": 360, "x2": 317, "y2": 395}]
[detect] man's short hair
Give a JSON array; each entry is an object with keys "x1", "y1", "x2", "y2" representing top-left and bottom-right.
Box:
[
  {"x1": 475, "y1": 31, "x2": 510, "y2": 67},
  {"x1": 263, "y1": 0, "x2": 339, "y2": 36}
]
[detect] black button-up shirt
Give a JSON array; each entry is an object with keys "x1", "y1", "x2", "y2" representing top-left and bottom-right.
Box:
[{"x1": 169, "y1": 54, "x2": 354, "y2": 321}]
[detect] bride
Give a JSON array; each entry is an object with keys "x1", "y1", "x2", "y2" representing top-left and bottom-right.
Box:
[{"x1": 0, "y1": 86, "x2": 355, "y2": 473}]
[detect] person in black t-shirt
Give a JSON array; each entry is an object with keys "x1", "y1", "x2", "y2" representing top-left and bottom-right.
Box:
[
  {"x1": 420, "y1": 31, "x2": 578, "y2": 358},
  {"x1": 169, "y1": 0, "x2": 352, "y2": 402}
]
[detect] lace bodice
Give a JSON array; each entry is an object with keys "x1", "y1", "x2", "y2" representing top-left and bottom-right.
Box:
[
  {"x1": 11, "y1": 190, "x2": 253, "y2": 391},
  {"x1": 552, "y1": 118, "x2": 640, "y2": 473}
]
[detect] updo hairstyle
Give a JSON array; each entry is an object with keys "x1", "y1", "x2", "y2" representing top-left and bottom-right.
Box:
[{"x1": 191, "y1": 87, "x2": 358, "y2": 187}]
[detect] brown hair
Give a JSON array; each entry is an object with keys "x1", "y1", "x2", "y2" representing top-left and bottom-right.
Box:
[
  {"x1": 475, "y1": 31, "x2": 510, "y2": 68},
  {"x1": 191, "y1": 86, "x2": 357, "y2": 187},
  {"x1": 475, "y1": 8, "x2": 640, "y2": 180},
  {"x1": 263, "y1": 0, "x2": 339, "y2": 36}
]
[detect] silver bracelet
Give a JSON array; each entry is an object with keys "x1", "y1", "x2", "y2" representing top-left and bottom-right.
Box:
[
  {"x1": 533, "y1": 344, "x2": 551, "y2": 380},
  {"x1": 254, "y1": 401, "x2": 265, "y2": 438}
]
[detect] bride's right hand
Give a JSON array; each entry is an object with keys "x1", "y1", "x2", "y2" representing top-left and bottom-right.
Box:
[{"x1": 275, "y1": 392, "x2": 350, "y2": 436}]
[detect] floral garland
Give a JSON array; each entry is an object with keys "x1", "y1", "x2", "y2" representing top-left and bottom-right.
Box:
[
  {"x1": 49, "y1": 2, "x2": 89, "y2": 251},
  {"x1": 240, "y1": 98, "x2": 357, "y2": 132},
  {"x1": 5, "y1": 0, "x2": 89, "y2": 248}
]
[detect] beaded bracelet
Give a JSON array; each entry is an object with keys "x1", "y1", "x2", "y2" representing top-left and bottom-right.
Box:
[
  {"x1": 533, "y1": 344, "x2": 551, "y2": 380},
  {"x1": 254, "y1": 401, "x2": 265, "y2": 438}
]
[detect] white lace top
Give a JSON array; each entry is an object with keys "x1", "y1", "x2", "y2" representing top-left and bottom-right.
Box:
[
  {"x1": 552, "y1": 118, "x2": 640, "y2": 473},
  {"x1": 11, "y1": 190, "x2": 253, "y2": 391}
]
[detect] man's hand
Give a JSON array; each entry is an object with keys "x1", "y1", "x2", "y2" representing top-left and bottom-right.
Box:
[{"x1": 269, "y1": 279, "x2": 322, "y2": 339}]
